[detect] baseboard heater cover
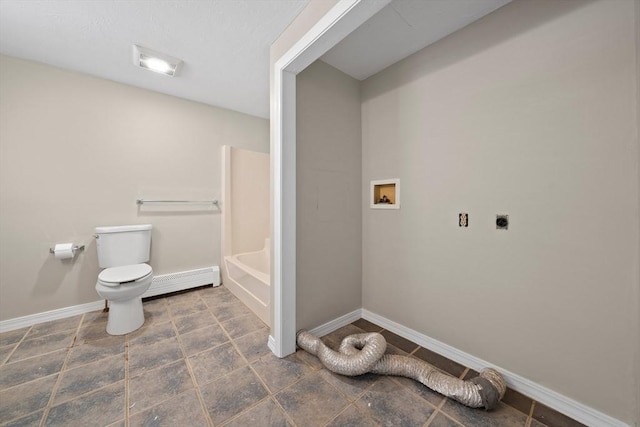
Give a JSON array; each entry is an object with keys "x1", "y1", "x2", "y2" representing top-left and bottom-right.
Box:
[{"x1": 142, "y1": 266, "x2": 220, "y2": 299}]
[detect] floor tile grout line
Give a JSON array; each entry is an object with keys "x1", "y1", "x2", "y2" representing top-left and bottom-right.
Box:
[
  {"x1": 527, "y1": 400, "x2": 537, "y2": 427},
  {"x1": 423, "y1": 408, "x2": 439, "y2": 426},
  {"x1": 422, "y1": 366, "x2": 464, "y2": 427},
  {"x1": 126, "y1": 385, "x2": 195, "y2": 419},
  {"x1": 372, "y1": 325, "x2": 540, "y2": 421},
  {"x1": 190, "y1": 353, "x2": 263, "y2": 390},
  {"x1": 433, "y1": 410, "x2": 465, "y2": 427},
  {"x1": 37, "y1": 376, "x2": 129, "y2": 423},
  {"x1": 246, "y1": 355, "x2": 285, "y2": 395},
  {"x1": 216, "y1": 395, "x2": 269, "y2": 426},
  {"x1": 129, "y1": 295, "x2": 256, "y2": 425},
  {"x1": 1, "y1": 408, "x2": 46, "y2": 426},
  {"x1": 198, "y1": 288, "x2": 282, "y2": 425},
  {"x1": 124, "y1": 332, "x2": 130, "y2": 427},
  {"x1": 37, "y1": 353, "x2": 126, "y2": 409},
  {"x1": 318, "y1": 370, "x2": 391, "y2": 427},
  {"x1": 38, "y1": 314, "x2": 85, "y2": 427},
  {"x1": 0, "y1": 346, "x2": 12, "y2": 366},
  {"x1": 172, "y1": 312, "x2": 218, "y2": 336},
  {"x1": 436, "y1": 392, "x2": 449, "y2": 410},
  {"x1": 378, "y1": 328, "x2": 420, "y2": 355},
  {"x1": 270, "y1": 394, "x2": 299, "y2": 427},
  {"x1": 459, "y1": 367, "x2": 469, "y2": 379},
  {"x1": 0, "y1": 370, "x2": 60, "y2": 393},
  {"x1": 4, "y1": 317, "x2": 132, "y2": 425},
  {"x1": 267, "y1": 369, "x2": 311, "y2": 399},
  {"x1": 210, "y1": 303, "x2": 269, "y2": 351},
  {"x1": 126, "y1": 304, "x2": 186, "y2": 418},
  {"x1": 289, "y1": 366, "x2": 353, "y2": 426},
  {"x1": 409, "y1": 343, "x2": 420, "y2": 356},
  {"x1": 202, "y1": 294, "x2": 259, "y2": 379},
  {"x1": 0, "y1": 376, "x2": 56, "y2": 426},
  {"x1": 387, "y1": 375, "x2": 445, "y2": 410},
  {"x1": 180, "y1": 334, "x2": 234, "y2": 359},
  {"x1": 3, "y1": 331, "x2": 76, "y2": 367},
  {"x1": 322, "y1": 402, "x2": 355, "y2": 427},
  {"x1": 195, "y1": 295, "x2": 285, "y2": 425},
  {"x1": 169, "y1": 300, "x2": 215, "y2": 427},
  {"x1": 16, "y1": 323, "x2": 80, "y2": 341},
  {"x1": 351, "y1": 374, "x2": 379, "y2": 403},
  {"x1": 317, "y1": 381, "x2": 353, "y2": 427},
  {"x1": 39, "y1": 336, "x2": 124, "y2": 372},
  {"x1": 2, "y1": 343, "x2": 75, "y2": 368},
  {"x1": 218, "y1": 394, "x2": 296, "y2": 427},
  {"x1": 0, "y1": 325, "x2": 33, "y2": 366},
  {"x1": 295, "y1": 351, "x2": 323, "y2": 372}
]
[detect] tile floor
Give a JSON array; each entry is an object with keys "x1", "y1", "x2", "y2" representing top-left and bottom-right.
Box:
[{"x1": 0, "y1": 285, "x2": 585, "y2": 427}]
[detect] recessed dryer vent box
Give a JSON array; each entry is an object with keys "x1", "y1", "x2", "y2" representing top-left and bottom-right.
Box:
[{"x1": 370, "y1": 179, "x2": 400, "y2": 209}]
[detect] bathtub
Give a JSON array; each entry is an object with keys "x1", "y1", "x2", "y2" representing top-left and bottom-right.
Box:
[{"x1": 224, "y1": 239, "x2": 270, "y2": 325}]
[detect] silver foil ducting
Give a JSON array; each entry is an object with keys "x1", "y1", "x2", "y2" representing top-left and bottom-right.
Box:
[{"x1": 296, "y1": 330, "x2": 507, "y2": 410}]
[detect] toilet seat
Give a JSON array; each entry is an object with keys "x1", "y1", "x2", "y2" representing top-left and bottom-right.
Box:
[{"x1": 98, "y1": 263, "x2": 152, "y2": 287}]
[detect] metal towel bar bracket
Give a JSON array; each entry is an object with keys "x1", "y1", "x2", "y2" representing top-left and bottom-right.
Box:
[{"x1": 136, "y1": 199, "x2": 219, "y2": 206}]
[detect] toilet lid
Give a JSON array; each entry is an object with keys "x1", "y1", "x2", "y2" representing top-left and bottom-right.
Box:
[{"x1": 98, "y1": 264, "x2": 152, "y2": 285}]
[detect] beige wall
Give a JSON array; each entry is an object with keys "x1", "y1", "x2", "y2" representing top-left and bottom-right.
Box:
[
  {"x1": 361, "y1": 0, "x2": 639, "y2": 423},
  {"x1": 0, "y1": 55, "x2": 268, "y2": 321},
  {"x1": 229, "y1": 147, "x2": 270, "y2": 255},
  {"x1": 296, "y1": 60, "x2": 362, "y2": 330}
]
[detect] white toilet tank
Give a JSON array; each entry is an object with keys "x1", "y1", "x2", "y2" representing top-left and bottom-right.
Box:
[{"x1": 95, "y1": 224, "x2": 152, "y2": 268}]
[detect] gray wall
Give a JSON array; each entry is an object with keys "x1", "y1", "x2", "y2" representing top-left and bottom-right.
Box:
[
  {"x1": 361, "y1": 0, "x2": 639, "y2": 423},
  {"x1": 296, "y1": 60, "x2": 362, "y2": 330},
  {"x1": 0, "y1": 55, "x2": 269, "y2": 321}
]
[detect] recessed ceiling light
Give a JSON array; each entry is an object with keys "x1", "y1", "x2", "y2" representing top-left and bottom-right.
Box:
[{"x1": 132, "y1": 45, "x2": 183, "y2": 77}]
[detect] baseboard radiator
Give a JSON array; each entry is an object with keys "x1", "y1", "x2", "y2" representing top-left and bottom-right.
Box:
[{"x1": 142, "y1": 266, "x2": 220, "y2": 299}]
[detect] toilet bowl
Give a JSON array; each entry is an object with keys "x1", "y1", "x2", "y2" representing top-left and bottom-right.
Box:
[
  {"x1": 95, "y1": 263, "x2": 153, "y2": 335},
  {"x1": 94, "y1": 224, "x2": 154, "y2": 336}
]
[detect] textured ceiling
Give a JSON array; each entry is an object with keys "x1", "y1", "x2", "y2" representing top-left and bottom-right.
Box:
[
  {"x1": 0, "y1": 0, "x2": 310, "y2": 118},
  {"x1": 0, "y1": 0, "x2": 512, "y2": 119},
  {"x1": 322, "y1": 0, "x2": 511, "y2": 81}
]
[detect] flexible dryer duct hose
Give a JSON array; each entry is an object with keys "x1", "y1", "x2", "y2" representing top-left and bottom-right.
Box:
[{"x1": 297, "y1": 330, "x2": 507, "y2": 411}]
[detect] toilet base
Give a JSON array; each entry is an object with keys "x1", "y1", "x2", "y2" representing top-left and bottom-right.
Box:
[{"x1": 106, "y1": 296, "x2": 145, "y2": 335}]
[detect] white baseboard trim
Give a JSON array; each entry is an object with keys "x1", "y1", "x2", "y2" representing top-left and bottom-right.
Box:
[
  {"x1": 268, "y1": 334, "x2": 277, "y2": 354},
  {"x1": 0, "y1": 300, "x2": 105, "y2": 333},
  {"x1": 308, "y1": 309, "x2": 362, "y2": 338},
  {"x1": 361, "y1": 309, "x2": 628, "y2": 427},
  {"x1": 268, "y1": 309, "x2": 362, "y2": 358}
]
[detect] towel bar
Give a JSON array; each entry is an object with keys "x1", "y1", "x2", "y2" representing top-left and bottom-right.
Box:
[{"x1": 136, "y1": 199, "x2": 219, "y2": 206}]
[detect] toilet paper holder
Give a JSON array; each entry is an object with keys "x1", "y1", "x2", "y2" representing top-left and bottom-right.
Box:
[{"x1": 49, "y1": 245, "x2": 85, "y2": 255}]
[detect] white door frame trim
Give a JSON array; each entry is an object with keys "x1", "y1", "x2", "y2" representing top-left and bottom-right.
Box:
[{"x1": 269, "y1": 0, "x2": 390, "y2": 357}]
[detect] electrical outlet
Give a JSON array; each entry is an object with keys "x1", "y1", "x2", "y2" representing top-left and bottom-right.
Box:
[
  {"x1": 459, "y1": 213, "x2": 468, "y2": 227},
  {"x1": 496, "y1": 214, "x2": 509, "y2": 230}
]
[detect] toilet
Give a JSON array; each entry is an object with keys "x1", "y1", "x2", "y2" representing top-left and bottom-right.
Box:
[{"x1": 95, "y1": 224, "x2": 154, "y2": 335}]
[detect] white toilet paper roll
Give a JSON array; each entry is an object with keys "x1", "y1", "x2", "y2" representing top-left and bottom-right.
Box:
[{"x1": 54, "y1": 243, "x2": 75, "y2": 260}]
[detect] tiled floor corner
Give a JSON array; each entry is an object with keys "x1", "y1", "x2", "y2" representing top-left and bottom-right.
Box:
[{"x1": 1, "y1": 285, "x2": 586, "y2": 427}]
